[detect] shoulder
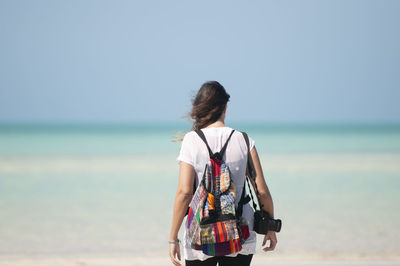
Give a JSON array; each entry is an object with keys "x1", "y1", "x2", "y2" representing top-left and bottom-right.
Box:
[
  {"x1": 229, "y1": 128, "x2": 255, "y2": 151},
  {"x1": 227, "y1": 127, "x2": 246, "y2": 139},
  {"x1": 182, "y1": 130, "x2": 197, "y2": 141},
  {"x1": 180, "y1": 130, "x2": 199, "y2": 147}
]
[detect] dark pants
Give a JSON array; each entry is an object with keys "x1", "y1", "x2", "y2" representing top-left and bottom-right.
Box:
[{"x1": 185, "y1": 254, "x2": 253, "y2": 266}]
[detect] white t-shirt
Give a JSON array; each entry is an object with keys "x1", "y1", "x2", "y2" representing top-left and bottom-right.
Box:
[{"x1": 176, "y1": 126, "x2": 257, "y2": 261}]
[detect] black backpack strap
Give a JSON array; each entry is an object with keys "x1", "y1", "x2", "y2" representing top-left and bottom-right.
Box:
[
  {"x1": 220, "y1": 129, "x2": 235, "y2": 157},
  {"x1": 236, "y1": 183, "x2": 251, "y2": 218},
  {"x1": 195, "y1": 129, "x2": 235, "y2": 159},
  {"x1": 195, "y1": 129, "x2": 213, "y2": 158}
]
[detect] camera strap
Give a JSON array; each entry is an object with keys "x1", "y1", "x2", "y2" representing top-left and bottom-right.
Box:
[{"x1": 241, "y1": 132, "x2": 263, "y2": 212}]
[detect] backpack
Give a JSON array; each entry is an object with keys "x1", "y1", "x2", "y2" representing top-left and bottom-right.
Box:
[{"x1": 186, "y1": 129, "x2": 250, "y2": 256}]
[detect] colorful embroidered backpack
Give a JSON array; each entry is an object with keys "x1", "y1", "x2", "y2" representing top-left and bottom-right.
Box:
[{"x1": 186, "y1": 129, "x2": 250, "y2": 256}]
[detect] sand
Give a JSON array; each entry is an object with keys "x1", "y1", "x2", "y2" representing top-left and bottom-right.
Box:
[{"x1": 1, "y1": 253, "x2": 399, "y2": 266}]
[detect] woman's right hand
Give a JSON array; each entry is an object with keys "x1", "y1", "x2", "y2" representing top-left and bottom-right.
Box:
[
  {"x1": 169, "y1": 243, "x2": 182, "y2": 266},
  {"x1": 262, "y1": 231, "x2": 277, "y2": 252}
]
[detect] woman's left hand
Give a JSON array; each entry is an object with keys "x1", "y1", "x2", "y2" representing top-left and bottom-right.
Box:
[{"x1": 169, "y1": 243, "x2": 182, "y2": 266}]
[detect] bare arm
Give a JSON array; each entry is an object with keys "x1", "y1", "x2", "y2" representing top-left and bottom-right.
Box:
[
  {"x1": 249, "y1": 146, "x2": 277, "y2": 252},
  {"x1": 169, "y1": 161, "x2": 196, "y2": 265}
]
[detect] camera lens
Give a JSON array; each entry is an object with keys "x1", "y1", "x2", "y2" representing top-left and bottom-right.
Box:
[{"x1": 269, "y1": 218, "x2": 282, "y2": 232}]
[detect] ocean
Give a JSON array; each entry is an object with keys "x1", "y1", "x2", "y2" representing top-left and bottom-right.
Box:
[{"x1": 0, "y1": 123, "x2": 399, "y2": 265}]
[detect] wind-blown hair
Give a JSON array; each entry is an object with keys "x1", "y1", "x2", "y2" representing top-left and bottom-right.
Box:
[
  {"x1": 190, "y1": 81, "x2": 230, "y2": 130},
  {"x1": 173, "y1": 81, "x2": 230, "y2": 142}
]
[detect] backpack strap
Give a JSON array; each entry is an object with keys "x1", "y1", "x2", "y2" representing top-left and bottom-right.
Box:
[
  {"x1": 195, "y1": 129, "x2": 235, "y2": 160},
  {"x1": 219, "y1": 129, "x2": 235, "y2": 157},
  {"x1": 236, "y1": 182, "x2": 251, "y2": 218},
  {"x1": 195, "y1": 129, "x2": 213, "y2": 158}
]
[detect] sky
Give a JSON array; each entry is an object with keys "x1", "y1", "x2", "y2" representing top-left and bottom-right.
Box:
[{"x1": 0, "y1": 0, "x2": 399, "y2": 124}]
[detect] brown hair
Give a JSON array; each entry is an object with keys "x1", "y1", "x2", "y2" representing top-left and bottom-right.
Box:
[
  {"x1": 173, "y1": 81, "x2": 230, "y2": 142},
  {"x1": 190, "y1": 81, "x2": 230, "y2": 130}
]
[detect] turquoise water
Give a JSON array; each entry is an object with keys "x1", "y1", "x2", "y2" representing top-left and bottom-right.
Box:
[{"x1": 0, "y1": 123, "x2": 399, "y2": 259}]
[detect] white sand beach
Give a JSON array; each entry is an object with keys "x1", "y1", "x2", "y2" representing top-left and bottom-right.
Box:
[{"x1": 1, "y1": 253, "x2": 399, "y2": 266}]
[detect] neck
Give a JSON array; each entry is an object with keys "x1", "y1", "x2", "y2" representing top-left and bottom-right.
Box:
[{"x1": 205, "y1": 119, "x2": 226, "y2": 128}]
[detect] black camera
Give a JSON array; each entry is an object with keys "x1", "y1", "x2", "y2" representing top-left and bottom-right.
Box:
[{"x1": 254, "y1": 210, "x2": 282, "y2": 234}]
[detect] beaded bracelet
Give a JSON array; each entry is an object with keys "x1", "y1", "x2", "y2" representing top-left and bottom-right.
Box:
[{"x1": 168, "y1": 238, "x2": 180, "y2": 245}]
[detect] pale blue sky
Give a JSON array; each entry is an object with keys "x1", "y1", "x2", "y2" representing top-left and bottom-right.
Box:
[{"x1": 0, "y1": 0, "x2": 399, "y2": 124}]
